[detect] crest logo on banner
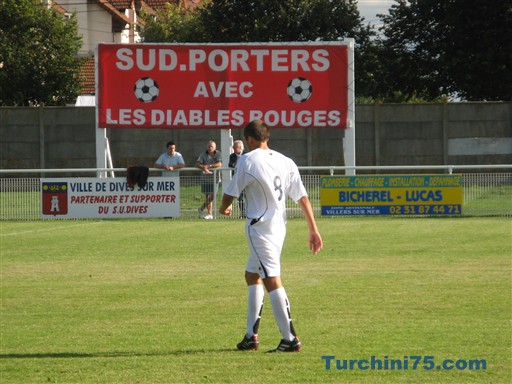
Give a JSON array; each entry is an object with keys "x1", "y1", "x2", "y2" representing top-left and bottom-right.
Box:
[{"x1": 42, "y1": 182, "x2": 68, "y2": 215}]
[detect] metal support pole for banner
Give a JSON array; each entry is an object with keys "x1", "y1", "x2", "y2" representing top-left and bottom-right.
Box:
[
  {"x1": 105, "y1": 136, "x2": 115, "y2": 178},
  {"x1": 94, "y1": 46, "x2": 109, "y2": 179},
  {"x1": 95, "y1": 126, "x2": 108, "y2": 178},
  {"x1": 220, "y1": 129, "x2": 233, "y2": 186},
  {"x1": 344, "y1": 38, "x2": 356, "y2": 175}
]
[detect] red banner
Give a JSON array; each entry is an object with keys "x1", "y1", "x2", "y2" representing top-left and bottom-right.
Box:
[{"x1": 97, "y1": 43, "x2": 349, "y2": 129}]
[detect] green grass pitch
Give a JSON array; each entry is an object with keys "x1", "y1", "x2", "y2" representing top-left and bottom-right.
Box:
[{"x1": 1, "y1": 217, "x2": 510, "y2": 383}]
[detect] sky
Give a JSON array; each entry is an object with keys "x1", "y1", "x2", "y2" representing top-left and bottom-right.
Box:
[{"x1": 357, "y1": 0, "x2": 395, "y2": 28}]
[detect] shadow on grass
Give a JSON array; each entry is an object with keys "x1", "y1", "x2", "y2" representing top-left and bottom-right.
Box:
[{"x1": 0, "y1": 348, "x2": 235, "y2": 359}]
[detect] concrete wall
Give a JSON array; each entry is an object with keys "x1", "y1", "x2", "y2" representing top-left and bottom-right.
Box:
[
  {"x1": 355, "y1": 102, "x2": 512, "y2": 168},
  {"x1": 1, "y1": 102, "x2": 511, "y2": 174}
]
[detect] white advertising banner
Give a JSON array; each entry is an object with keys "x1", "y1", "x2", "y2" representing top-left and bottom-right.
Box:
[{"x1": 41, "y1": 177, "x2": 180, "y2": 219}]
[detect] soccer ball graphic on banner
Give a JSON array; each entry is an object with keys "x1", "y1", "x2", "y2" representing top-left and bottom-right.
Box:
[
  {"x1": 134, "y1": 77, "x2": 159, "y2": 103},
  {"x1": 287, "y1": 77, "x2": 313, "y2": 103}
]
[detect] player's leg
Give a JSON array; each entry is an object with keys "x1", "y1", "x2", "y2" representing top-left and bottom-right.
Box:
[
  {"x1": 246, "y1": 224, "x2": 301, "y2": 352},
  {"x1": 237, "y1": 224, "x2": 272, "y2": 351},
  {"x1": 237, "y1": 271, "x2": 264, "y2": 351},
  {"x1": 264, "y1": 277, "x2": 301, "y2": 352},
  {"x1": 245, "y1": 272, "x2": 264, "y2": 337}
]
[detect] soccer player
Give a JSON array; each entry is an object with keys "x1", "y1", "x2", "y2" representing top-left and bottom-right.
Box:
[{"x1": 219, "y1": 120, "x2": 323, "y2": 352}]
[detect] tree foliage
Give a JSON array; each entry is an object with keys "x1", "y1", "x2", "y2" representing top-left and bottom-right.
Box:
[
  {"x1": 376, "y1": 0, "x2": 512, "y2": 101},
  {"x1": 141, "y1": 1, "x2": 206, "y2": 43},
  {"x1": 0, "y1": 0, "x2": 83, "y2": 106},
  {"x1": 141, "y1": 0, "x2": 377, "y2": 99}
]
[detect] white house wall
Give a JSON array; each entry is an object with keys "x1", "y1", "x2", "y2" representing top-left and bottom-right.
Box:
[{"x1": 57, "y1": 0, "x2": 124, "y2": 55}]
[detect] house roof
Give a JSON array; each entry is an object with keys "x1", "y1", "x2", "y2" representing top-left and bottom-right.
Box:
[
  {"x1": 104, "y1": 0, "x2": 181, "y2": 11},
  {"x1": 73, "y1": 0, "x2": 201, "y2": 95},
  {"x1": 108, "y1": 0, "x2": 133, "y2": 8},
  {"x1": 79, "y1": 57, "x2": 96, "y2": 95},
  {"x1": 95, "y1": 0, "x2": 132, "y2": 25},
  {"x1": 51, "y1": 1, "x2": 68, "y2": 15},
  {"x1": 144, "y1": 0, "x2": 179, "y2": 10}
]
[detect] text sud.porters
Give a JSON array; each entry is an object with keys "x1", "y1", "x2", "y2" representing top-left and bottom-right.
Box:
[{"x1": 115, "y1": 47, "x2": 331, "y2": 73}]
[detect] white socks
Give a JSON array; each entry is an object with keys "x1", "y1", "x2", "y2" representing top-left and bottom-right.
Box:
[
  {"x1": 246, "y1": 284, "x2": 264, "y2": 337},
  {"x1": 269, "y1": 287, "x2": 295, "y2": 341},
  {"x1": 246, "y1": 285, "x2": 297, "y2": 342}
]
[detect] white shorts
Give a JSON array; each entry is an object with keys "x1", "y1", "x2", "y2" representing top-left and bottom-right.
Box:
[{"x1": 245, "y1": 220, "x2": 286, "y2": 279}]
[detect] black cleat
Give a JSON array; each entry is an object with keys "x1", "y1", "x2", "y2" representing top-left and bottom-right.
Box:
[
  {"x1": 237, "y1": 335, "x2": 259, "y2": 351},
  {"x1": 267, "y1": 337, "x2": 301, "y2": 353}
]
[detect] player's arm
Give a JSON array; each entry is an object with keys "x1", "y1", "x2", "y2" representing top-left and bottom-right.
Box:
[
  {"x1": 298, "y1": 196, "x2": 323, "y2": 255},
  {"x1": 219, "y1": 194, "x2": 235, "y2": 216}
]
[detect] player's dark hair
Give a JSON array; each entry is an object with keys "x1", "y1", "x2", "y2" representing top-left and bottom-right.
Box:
[
  {"x1": 166, "y1": 141, "x2": 175, "y2": 148},
  {"x1": 244, "y1": 120, "x2": 270, "y2": 142}
]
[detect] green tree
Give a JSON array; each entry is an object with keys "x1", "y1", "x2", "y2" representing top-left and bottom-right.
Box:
[
  {"x1": 442, "y1": 0, "x2": 512, "y2": 101},
  {"x1": 0, "y1": 0, "x2": 83, "y2": 106},
  {"x1": 141, "y1": 1, "x2": 206, "y2": 43},
  {"x1": 141, "y1": 0, "x2": 377, "y2": 99},
  {"x1": 377, "y1": 0, "x2": 512, "y2": 101}
]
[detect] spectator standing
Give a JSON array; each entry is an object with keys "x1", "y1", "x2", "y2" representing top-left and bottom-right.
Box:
[
  {"x1": 196, "y1": 140, "x2": 222, "y2": 220},
  {"x1": 228, "y1": 140, "x2": 247, "y2": 218},
  {"x1": 154, "y1": 141, "x2": 185, "y2": 176}
]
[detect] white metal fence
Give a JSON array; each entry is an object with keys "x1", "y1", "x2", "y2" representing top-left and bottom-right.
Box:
[{"x1": 1, "y1": 166, "x2": 511, "y2": 220}]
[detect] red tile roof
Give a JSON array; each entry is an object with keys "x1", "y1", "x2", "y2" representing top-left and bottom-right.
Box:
[
  {"x1": 51, "y1": 1, "x2": 68, "y2": 15},
  {"x1": 144, "y1": 0, "x2": 179, "y2": 10},
  {"x1": 76, "y1": 1, "x2": 203, "y2": 95},
  {"x1": 79, "y1": 57, "x2": 96, "y2": 95},
  {"x1": 108, "y1": 0, "x2": 133, "y2": 8},
  {"x1": 96, "y1": 0, "x2": 132, "y2": 24}
]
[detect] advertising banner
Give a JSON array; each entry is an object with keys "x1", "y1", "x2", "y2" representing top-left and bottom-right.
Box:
[
  {"x1": 97, "y1": 43, "x2": 349, "y2": 129},
  {"x1": 320, "y1": 175, "x2": 463, "y2": 216},
  {"x1": 41, "y1": 177, "x2": 180, "y2": 219}
]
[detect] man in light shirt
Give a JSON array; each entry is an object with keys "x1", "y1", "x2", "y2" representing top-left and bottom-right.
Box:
[{"x1": 154, "y1": 141, "x2": 185, "y2": 176}]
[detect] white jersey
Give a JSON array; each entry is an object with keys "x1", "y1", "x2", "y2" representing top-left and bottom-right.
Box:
[{"x1": 224, "y1": 148, "x2": 307, "y2": 228}]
